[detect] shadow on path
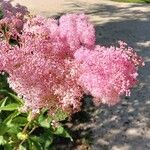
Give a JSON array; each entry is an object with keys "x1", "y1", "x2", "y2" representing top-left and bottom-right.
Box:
[{"x1": 61, "y1": 2, "x2": 150, "y2": 150}]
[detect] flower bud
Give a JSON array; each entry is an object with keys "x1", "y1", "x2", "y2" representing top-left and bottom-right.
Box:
[{"x1": 17, "y1": 132, "x2": 28, "y2": 140}]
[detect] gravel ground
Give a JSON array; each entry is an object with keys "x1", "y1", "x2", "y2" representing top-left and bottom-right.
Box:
[{"x1": 7, "y1": 0, "x2": 150, "y2": 149}]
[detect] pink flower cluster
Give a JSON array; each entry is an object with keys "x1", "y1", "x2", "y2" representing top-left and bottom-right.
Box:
[
  {"x1": 0, "y1": 0, "x2": 28, "y2": 42},
  {"x1": 74, "y1": 42, "x2": 144, "y2": 106},
  {"x1": 0, "y1": 1, "x2": 144, "y2": 115}
]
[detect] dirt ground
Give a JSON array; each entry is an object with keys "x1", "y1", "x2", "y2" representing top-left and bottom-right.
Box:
[{"x1": 8, "y1": 0, "x2": 150, "y2": 149}]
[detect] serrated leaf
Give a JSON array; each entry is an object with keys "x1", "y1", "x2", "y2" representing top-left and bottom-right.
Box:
[
  {"x1": 53, "y1": 109, "x2": 68, "y2": 121},
  {"x1": 0, "y1": 103, "x2": 20, "y2": 111}
]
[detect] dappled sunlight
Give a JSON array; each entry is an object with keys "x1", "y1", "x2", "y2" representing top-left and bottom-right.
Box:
[
  {"x1": 126, "y1": 128, "x2": 144, "y2": 136},
  {"x1": 111, "y1": 144, "x2": 131, "y2": 150}
]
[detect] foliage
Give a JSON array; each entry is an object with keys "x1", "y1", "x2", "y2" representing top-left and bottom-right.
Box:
[{"x1": 0, "y1": 75, "x2": 72, "y2": 149}]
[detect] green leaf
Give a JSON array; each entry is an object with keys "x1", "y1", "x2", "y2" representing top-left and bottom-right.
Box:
[
  {"x1": 54, "y1": 126, "x2": 64, "y2": 135},
  {"x1": 44, "y1": 139, "x2": 53, "y2": 150},
  {"x1": 0, "y1": 90, "x2": 23, "y2": 104},
  {"x1": 38, "y1": 114, "x2": 52, "y2": 128},
  {"x1": 4, "y1": 144, "x2": 13, "y2": 150},
  {"x1": 54, "y1": 126, "x2": 73, "y2": 141},
  {"x1": 0, "y1": 97, "x2": 7, "y2": 114},
  {"x1": 19, "y1": 144, "x2": 26, "y2": 150},
  {"x1": 0, "y1": 136, "x2": 6, "y2": 145},
  {"x1": 0, "y1": 97, "x2": 7, "y2": 107},
  {"x1": 0, "y1": 111, "x2": 20, "y2": 135},
  {"x1": 7, "y1": 92, "x2": 23, "y2": 105},
  {"x1": 3, "y1": 111, "x2": 20, "y2": 124},
  {"x1": 30, "y1": 136, "x2": 46, "y2": 150},
  {"x1": 0, "y1": 89, "x2": 10, "y2": 95},
  {"x1": 42, "y1": 130, "x2": 53, "y2": 149},
  {"x1": 28, "y1": 138, "x2": 43, "y2": 150},
  {"x1": 30, "y1": 136, "x2": 44, "y2": 144},
  {"x1": 12, "y1": 116, "x2": 27, "y2": 126},
  {"x1": 62, "y1": 130, "x2": 73, "y2": 141},
  {"x1": 53, "y1": 109, "x2": 68, "y2": 121},
  {"x1": 30, "y1": 131, "x2": 53, "y2": 149},
  {"x1": 0, "y1": 103, "x2": 20, "y2": 111},
  {"x1": 0, "y1": 124, "x2": 8, "y2": 135},
  {"x1": 7, "y1": 125, "x2": 21, "y2": 134}
]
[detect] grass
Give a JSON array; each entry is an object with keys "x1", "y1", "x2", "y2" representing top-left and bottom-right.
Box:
[{"x1": 112, "y1": 0, "x2": 150, "y2": 3}]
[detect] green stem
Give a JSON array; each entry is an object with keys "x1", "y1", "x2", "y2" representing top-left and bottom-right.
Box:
[
  {"x1": 14, "y1": 120, "x2": 31, "y2": 150},
  {"x1": 22, "y1": 121, "x2": 31, "y2": 134},
  {"x1": 14, "y1": 112, "x2": 39, "y2": 150}
]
